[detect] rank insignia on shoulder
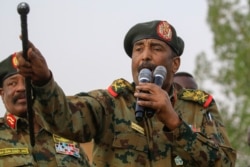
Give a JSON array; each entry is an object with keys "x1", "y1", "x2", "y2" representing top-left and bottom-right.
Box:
[
  {"x1": 108, "y1": 78, "x2": 134, "y2": 97},
  {"x1": 178, "y1": 89, "x2": 213, "y2": 108},
  {"x1": 6, "y1": 113, "x2": 17, "y2": 129}
]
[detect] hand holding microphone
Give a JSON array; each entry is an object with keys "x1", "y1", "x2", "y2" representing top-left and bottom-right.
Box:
[
  {"x1": 135, "y1": 66, "x2": 167, "y2": 121},
  {"x1": 146, "y1": 66, "x2": 167, "y2": 118}
]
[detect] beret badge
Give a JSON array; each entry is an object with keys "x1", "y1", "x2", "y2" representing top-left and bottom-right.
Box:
[
  {"x1": 157, "y1": 21, "x2": 172, "y2": 41},
  {"x1": 12, "y1": 53, "x2": 18, "y2": 69}
]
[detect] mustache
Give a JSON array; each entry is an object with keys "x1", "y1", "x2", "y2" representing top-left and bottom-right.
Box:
[
  {"x1": 137, "y1": 62, "x2": 157, "y2": 73},
  {"x1": 12, "y1": 92, "x2": 26, "y2": 104}
]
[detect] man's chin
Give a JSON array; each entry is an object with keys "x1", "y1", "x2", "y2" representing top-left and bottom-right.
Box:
[
  {"x1": 19, "y1": 112, "x2": 28, "y2": 118},
  {"x1": 14, "y1": 105, "x2": 27, "y2": 118}
]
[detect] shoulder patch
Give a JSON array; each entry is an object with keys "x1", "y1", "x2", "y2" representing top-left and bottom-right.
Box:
[
  {"x1": 178, "y1": 89, "x2": 213, "y2": 108},
  {"x1": 107, "y1": 78, "x2": 134, "y2": 97}
]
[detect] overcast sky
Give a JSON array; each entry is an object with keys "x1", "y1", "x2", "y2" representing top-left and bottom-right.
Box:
[{"x1": 0, "y1": 0, "x2": 213, "y2": 116}]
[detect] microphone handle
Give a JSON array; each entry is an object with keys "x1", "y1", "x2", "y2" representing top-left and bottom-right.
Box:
[
  {"x1": 135, "y1": 100, "x2": 144, "y2": 122},
  {"x1": 135, "y1": 78, "x2": 150, "y2": 122},
  {"x1": 154, "y1": 76, "x2": 164, "y2": 87},
  {"x1": 145, "y1": 107, "x2": 154, "y2": 118},
  {"x1": 136, "y1": 90, "x2": 154, "y2": 120}
]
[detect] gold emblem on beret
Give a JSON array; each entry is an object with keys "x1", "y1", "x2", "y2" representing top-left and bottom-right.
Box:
[
  {"x1": 11, "y1": 53, "x2": 18, "y2": 69},
  {"x1": 157, "y1": 21, "x2": 172, "y2": 41}
]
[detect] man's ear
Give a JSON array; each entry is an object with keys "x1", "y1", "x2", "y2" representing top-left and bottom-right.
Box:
[{"x1": 172, "y1": 56, "x2": 180, "y2": 73}]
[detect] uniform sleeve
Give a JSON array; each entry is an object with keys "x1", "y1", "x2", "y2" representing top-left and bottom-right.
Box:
[
  {"x1": 163, "y1": 102, "x2": 236, "y2": 167},
  {"x1": 33, "y1": 77, "x2": 105, "y2": 143}
]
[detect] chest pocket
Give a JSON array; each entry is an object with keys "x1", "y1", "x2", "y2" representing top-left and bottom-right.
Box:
[
  {"x1": 113, "y1": 132, "x2": 148, "y2": 152},
  {"x1": 53, "y1": 134, "x2": 88, "y2": 167},
  {"x1": 112, "y1": 120, "x2": 148, "y2": 152},
  {"x1": 112, "y1": 119, "x2": 173, "y2": 167}
]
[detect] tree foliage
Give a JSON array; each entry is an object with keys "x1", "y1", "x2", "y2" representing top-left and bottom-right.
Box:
[{"x1": 194, "y1": 0, "x2": 250, "y2": 166}]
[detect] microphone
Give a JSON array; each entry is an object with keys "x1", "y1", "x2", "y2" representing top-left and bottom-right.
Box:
[
  {"x1": 146, "y1": 66, "x2": 167, "y2": 118},
  {"x1": 135, "y1": 68, "x2": 152, "y2": 122},
  {"x1": 153, "y1": 66, "x2": 167, "y2": 87}
]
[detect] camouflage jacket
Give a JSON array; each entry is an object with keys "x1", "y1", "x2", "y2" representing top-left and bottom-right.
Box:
[
  {"x1": 34, "y1": 78, "x2": 236, "y2": 167},
  {"x1": 0, "y1": 112, "x2": 90, "y2": 167}
]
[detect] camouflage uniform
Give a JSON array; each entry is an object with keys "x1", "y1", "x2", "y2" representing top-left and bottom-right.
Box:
[
  {"x1": 34, "y1": 78, "x2": 236, "y2": 167},
  {"x1": 0, "y1": 112, "x2": 90, "y2": 167}
]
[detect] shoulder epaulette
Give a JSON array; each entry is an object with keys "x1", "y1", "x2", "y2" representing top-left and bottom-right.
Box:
[
  {"x1": 108, "y1": 78, "x2": 134, "y2": 97},
  {"x1": 178, "y1": 89, "x2": 213, "y2": 108}
]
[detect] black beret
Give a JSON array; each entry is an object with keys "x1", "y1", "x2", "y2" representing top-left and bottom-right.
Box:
[
  {"x1": 124, "y1": 20, "x2": 185, "y2": 57},
  {"x1": 0, "y1": 53, "x2": 19, "y2": 87}
]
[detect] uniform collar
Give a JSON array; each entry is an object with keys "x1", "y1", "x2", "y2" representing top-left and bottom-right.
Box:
[{"x1": 4, "y1": 112, "x2": 28, "y2": 131}]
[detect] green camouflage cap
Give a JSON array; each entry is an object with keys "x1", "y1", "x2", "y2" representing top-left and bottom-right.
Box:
[
  {"x1": 124, "y1": 20, "x2": 185, "y2": 57},
  {"x1": 0, "y1": 53, "x2": 19, "y2": 87}
]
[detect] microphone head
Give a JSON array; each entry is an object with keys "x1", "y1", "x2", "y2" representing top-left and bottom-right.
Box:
[
  {"x1": 153, "y1": 66, "x2": 167, "y2": 79},
  {"x1": 138, "y1": 68, "x2": 152, "y2": 83},
  {"x1": 17, "y1": 2, "x2": 30, "y2": 15}
]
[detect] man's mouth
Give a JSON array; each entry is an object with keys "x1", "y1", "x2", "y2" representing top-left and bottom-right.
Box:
[
  {"x1": 137, "y1": 62, "x2": 156, "y2": 73},
  {"x1": 13, "y1": 93, "x2": 26, "y2": 104}
]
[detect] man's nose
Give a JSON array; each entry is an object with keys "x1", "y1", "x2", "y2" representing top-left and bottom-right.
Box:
[
  {"x1": 16, "y1": 80, "x2": 26, "y2": 92},
  {"x1": 141, "y1": 47, "x2": 152, "y2": 61}
]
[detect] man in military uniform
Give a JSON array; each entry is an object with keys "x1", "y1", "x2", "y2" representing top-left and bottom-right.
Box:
[
  {"x1": 17, "y1": 20, "x2": 236, "y2": 166},
  {"x1": 174, "y1": 71, "x2": 198, "y2": 89},
  {"x1": 0, "y1": 54, "x2": 90, "y2": 167}
]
